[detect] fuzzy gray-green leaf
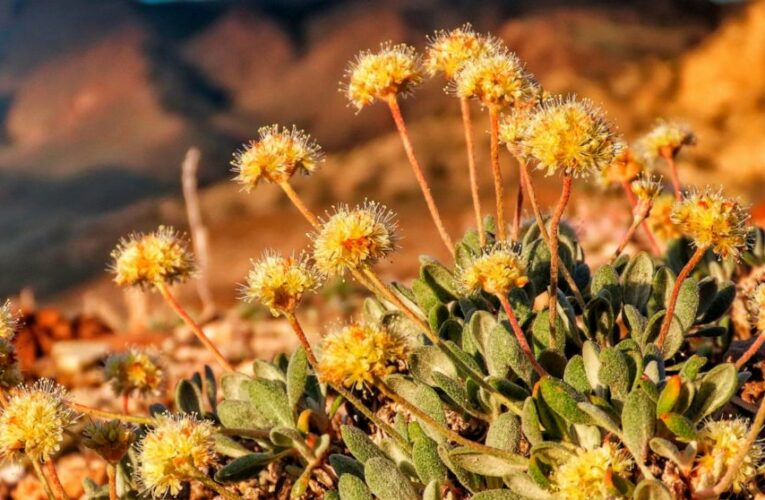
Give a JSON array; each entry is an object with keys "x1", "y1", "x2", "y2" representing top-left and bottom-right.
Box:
[
  {"x1": 341, "y1": 425, "x2": 387, "y2": 464},
  {"x1": 633, "y1": 479, "x2": 672, "y2": 500},
  {"x1": 598, "y1": 347, "x2": 630, "y2": 398},
  {"x1": 622, "y1": 389, "x2": 656, "y2": 461},
  {"x1": 449, "y1": 448, "x2": 527, "y2": 476},
  {"x1": 686, "y1": 363, "x2": 738, "y2": 421},
  {"x1": 338, "y1": 474, "x2": 373, "y2": 500},
  {"x1": 408, "y1": 346, "x2": 457, "y2": 385},
  {"x1": 286, "y1": 347, "x2": 308, "y2": 411},
  {"x1": 622, "y1": 252, "x2": 654, "y2": 309},
  {"x1": 412, "y1": 437, "x2": 447, "y2": 484},
  {"x1": 539, "y1": 377, "x2": 591, "y2": 425},
  {"x1": 247, "y1": 378, "x2": 294, "y2": 427},
  {"x1": 364, "y1": 457, "x2": 418, "y2": 500},
  {"x1": 563, "y1": 355, "x2": 591, "y2": 393},
  {"x1": 486, "y1": 412, "x2": 521, "y2": 452},
  {"x1": 522, "y1": 397, "x2": 544, "y2": 446}
]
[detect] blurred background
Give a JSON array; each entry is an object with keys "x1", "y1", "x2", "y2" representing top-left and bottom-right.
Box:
[{"x1": 1, "y1": 0, "x2": 764, "y2": 305}]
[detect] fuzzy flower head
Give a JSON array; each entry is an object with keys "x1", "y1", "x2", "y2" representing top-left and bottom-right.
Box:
[
  {"x1": 104, "y1": 348, "x2": 164, "y2": 397},
  {"x1": 232, "y1": 125, "x2": 323, "y2": 189},
  {"x1": 458, "y1": 243, "x2": 528, "y2": 296},
  {"x1": 312, "y1": 201, "x2": 398, "y2": 276},
  {"x1": 499, "y1": 108, "x2": 532, "y2": 152},
  {"x1": 138, "y1": 414, "x2": 216, "y2": 498},
  {"x1": 242, "y1": 251, "x2": 322, "y2": 316},
  {"x1": 453, "y1": 51, "x2": 539, "y2": 110},
  {"x1": 552, "y1": 444, "x2": 633, "y2": 500},
  {"x1": 0, "y1": 339, "x2": 22, "y2": 389},
  {"x1": 671, "y1": 189, "x2": 750, "y2": 259},
  {"x1": 636, "y1": 119, "x2": 696, "y2": 162},
  {"x1": 82, "y1": 420, "x2": 134, "y2": 464},
  {"x1": 343, "y1": 42, "x2": 424, "y2": 110},
  {"x1": 749, "y1": 284, "x2": 765, "y2": 332},
  {"x1": 0, "y1": 379, "x2": 77, "y2": 462},
  {"x1": 0, "y1": 300, "x2": 19, "y2": 340},
  {"x1": 424, "y1": 24, "x2": 498, "y2": 80},
  {"x1": 692, "y1": 418, "x2": 764, "y2": 494},
  {"x1": 648, "y1": 193, "x2": 682, "y2": 242},
  {"x1": 599, "y1": 146, "x2": 645, "y2": 188},
  {"x1": 111, "y1": 226, "x2": 195, "y2": 288},
  {"x1": 521, "y1": 96, "x2": 620, "y2": 178},
  {"x1": 631, "y1": 174, "x2": 664, "y2": 204},
  {"x1": 318, "y1": 322, "x2": 409, "y2": 389}
]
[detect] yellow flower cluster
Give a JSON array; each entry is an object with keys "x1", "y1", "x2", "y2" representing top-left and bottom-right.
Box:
[
  {"x1": 318, "y1": 322, "x2": 409, "y2": 389},
  {"x1": 344, "y1": 42, "x2": 424, "y2": 110},
  {"x1": 521, "y1": 97, "x2": 619, "y2": 177},
  {"x1": 692, "y1": 418, "x2": 764, "y2": 494},
  {"x1": 424, "y1": 24, "x2": 497, "y2": 80},
  {"x1": 749, "y1": 284, "x2": 765, "y2": 332},
  {"x1": 232, "y1": 125, "x2": 323, "y2": 188},
  {"x1": 552, "y1": 444, "x2": 633, "y2": 500},
  {"x1": 243, "y1": 251, "x2": 322, "y2": 316},
  {"x1": 104, "y1": 348, "x2": 164, "y2": 397},
  {"x1": 671, "y1": 189, "x2": 750, "y2": 258},
  {"x1": 453, "y1": 51, "x2": 538, "y2": 109},
  {"x1": 0, "y1": 379, "x2": 77, "y2": 462},
  {"x1": 599, "y1": 146, "x2": 645, "y2": 188},
  {"x1": 458, "y1": 243, "x2": 528, "y2": 296},
  {"x1": 637, "y1": 119, "x2": 696, "y2": 162},
  {"x1": 111, "y1": 226, "x2": 195, "y2": 288},
  {"x1": 138, "y1": 415, "x2": 216, "y2": 497},
  {"x1": 498, "y1": 108, "x2": 532, "y2": 152},
  {"x1": 631, "y1": 174, "x2": 663, "y2": 203},
  {"x1": 647, "y1": 193, "x2": 683, "y2": 242},
  {"x1": 0, "y1": 339, "x2": 21, "y2": 389},
  {"x1": 0, "y1": 300, "x2": 18, "y2": 340},
  {"x1": 312, "y1": 201, "x2": 398, "y2": 276},
  {"x1": 82, "y1": 420, "x2": 134, "y2": 464}
]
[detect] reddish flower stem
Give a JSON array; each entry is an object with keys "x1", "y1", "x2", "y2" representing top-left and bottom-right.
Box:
[
  {"x1": 656, "y1": 246, "x2": 707, "y2": 348},
  {"x1": 460, "y1": 96, "x2": 485, "y2": 247},
  {"x1": 498, "y1": 294, "x2": 547, "y2": 377},
  {"x1": 620, "y1": 180, "x2": 661, "y2": 255},
  {"x1": 280, "y1": 181, "x2": 320, "y2": 228},
  {"x1": 43, "y1": 459, "x2": 69, "y2": 500},
  {"x1": 735, "y1": 331, "x2": 765, "y2": 369},
  {"x1": 662, "y1": 152, "x2": 683, "y2": 201},
  {"x1": 488, "y1": 105, "x2": 507, "y2": 241},
  {"x1": 548, "y1": 174, "x2": 573, "y2": 347}
]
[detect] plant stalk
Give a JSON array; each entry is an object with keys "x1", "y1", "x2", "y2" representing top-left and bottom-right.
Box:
[
  {"x1": 735, "y1": 331, "x2": 765, "y2": 369},
  {"x1": 620, "y1": 180, "x2": 661, "y2": 255},
  {"x1": 31, "y1": 459, "x2": 56, "y2": 500},
  {"x1": 43, "y1": 459, "x2": 69, "y2": 500},
  {"x1": 460, "y1": 96, "x2": 485, "y2": 247},
  {"x1": 106, "y1": 463, "x2": 118, "y2": 500},
  {"x1": 488, "y1": 105, "x2": 506, "y2": 241},
  {"x1": 656, "y1": 245, "x2": 708, "y2": 348},
  {"x1": 662, "y1": 152, "x2": 682, "y2": 201},
  {"x1": 611, "y1": 205, "x2": 651, "y2": 262},
  {"x1": 497, "y1": 294, "x2": 547, "y2": 377},
  {"x1": 67, "y1": 401, "x2": 154, "y2": 425},
  {"x1": 547, "y1": 174, "x2": 574, "y2": 348},
  {"x1": 512, "y1": 160, "x2": 525, "y2": 242},
  {"x1": 280, "y1": 181, "x2": 321, "y2": 228}
]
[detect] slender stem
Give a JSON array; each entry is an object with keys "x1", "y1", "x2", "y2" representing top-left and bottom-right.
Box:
[
  {"x1": 386, "y1": 95, "x2": 454, "y2": 256},
  {"x1": 611, "y1": 209, "x2": 649, "y2": 262},
  {"x1": 106, "y1": 463, "x2": 118, "y2": 500},
  {"x1": 280, "y1": 181, "x2": 320, "y2": 228},
  {"x1": 190, "y1": 470, "x2": 241, "y2": 500},
  {"x1": 488, "y1": 106, "x2": 506, "y2": 241},
  {"x1": 67, "y1": 401, "x2": 154, "y2": 425},
  {"x1": 284, "y1": 313, "x2": 411, "y2": 451},
  {"x1": 374, "y1": 377, "x2": 527, "y2": 465},
  {"x1": 512, "y1": 160, "x2": 525, "y2": 242},
  {"x1": 520, "y1": 162, "x2": 585, "y2": 310},
  {"x1": 122, "y1": 393, "x2": 129, "y2": 415},
  {"x1": 362, "y1": 269, "x2": 521, "y2": 416},
  {"x1": 656, "y1": 246, "x2": 708, "y2": 348},
  {"x1": 43, "y1": 459, "x2": 69, "y2": 500},
  {"x1": 460, "y1": 96, "x2": 485, "y2": 247},
  {"x1": 219, "y1": 427, "x2": 271, "y2": 440},
  {"x1": 498, "y1": 294, "x2": 547, "y2": 377},
  {"x1": 157, "y1": 283, "x2": 234, "y2": 372},
  {"x1": 662, "y1": 152, "x2": 682, "y2": 201},
  {"x1": 548, "y1": 175, "x2": 574, "y2": 348},
  {"x1": 735, "y1": 331, "x2": 765, "y2": 369},
  {"x1": 31, "y1": 459, "x2": 56, "y2": 500},
  {"x1": 620, "y1": 180, "x2": 661, "y2": 255}
]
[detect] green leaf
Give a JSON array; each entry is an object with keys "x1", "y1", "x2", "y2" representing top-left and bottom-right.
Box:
[
  {"x1": 622, "y1": 252, "x2": 654, "y2": 309},
  {"x1": 286, "y1": 347, "x2": 308, "y2": 412},
  {"x1": 449, "y1": 448, "x2": 527, "y2": 476},
  {"x1": 660, "y1": 412, "x2": 697, "y2": 441},
  {"x1": 220, "y1": 372, "x2": 252, "y2": 401},
  {"x1": 487, "y1": 323, "x2": 536, "y2": 385},
  {"x1": 269, "y1": 426, "x2": 303, "y2": 448},
  {"x1": 471, "y1": 490, "x2": 524, "y2": 500},
  {"x1": 582, "y1": 341, "x2": 604, "y2": 392},
  {"x1": 252, "y1": 359, "x2": 285, "y2": 382},
  {"x1": 467, "y1": 310, "x2": 497, "y2": 356},
  {"x1": 329, "y1": 454, "x2": 365, "y2": 479},
  {"x1": 577, "y1": 402, "x2": 620, "y2": 434},
  {"x1": 385, "y1": 376, "x2": 446, "y2": 441},
  {"x1": 203, "y1": 365, "x2": 217, "y2": 411},
  {"x1": 247, "y1": 378, "x2": 294, "y2": 427},
  {"x1": 486, "y1": 412, "x2": 521, "y2": 452},
  {"x1": 408, "y1": 346, "x2": 457, "y2": 385},
  {"x1": 437, "y1": 445, "x2": 484, "y2": 493},
  {"x1": 432, "y1": 371, "x2": 473, "y2": 413},
  {"x1": 538, "y1": 377, "x2": 591, "y2": 424},
  {"x1": 633, "y1": 479, "x2": 672, "y2": 500},
  {"x1": 674, "y1": 278, "x2": 699, "y2": 331},
  {"x1": 362, "y1": 297, "x2": 387, "y2": 322},
  {"x1": 563, "y1": 355, "x2": 591, "y2": 393},
  {"x1": 420, "y1": 260, "x2": 459, "y2": 303},
  {"x1": 364, "y1": 457, "x2": 417, "y2": 500},
  {"x1": 648, "y1": 438, "x2": 695, "y2": 473},
  {"x1": 700, "y1": 281, "x2": 736, "y2": 323},
  {"x1": 217, "y1": 399, "x2": 275, "y2": 429},
  {"x1": 522, "y1": 397, "x2": 544, "y2": 446},
  {"x1": 175, "y1": 379, "x2": 203, "y2": 415},
  {"x1": 412, "y1": 436, "x2": 447, "y2": 484},
  {"x1": 591, "y1": 264, "x2": 622, "y2": 312},
  {"x1": 341, "y1": 425, "x2": 387, "y2": 464},
  {"x1": 686, "y1": 363, "x2": 738, "y2": 421},
  {"x1": 338, "y1": 474, "x2": 372, "y2": 500},
  {"x1": 422, "y1": 480, "x2": 440, "y2": 500},
  {"x1": 503, "y1": 472, "x2": 554, "y2": 499},
  {"x1": 428, "y1": 303, "x2": 449, "y2": 331},
  {"x1": 412, "y1": 278, "x2": 441, "y2": 313},
  {"x1": 641, "y1": 311, "x2": 684, "y2": 359},
  {"x1": 656, "y1": 376, "x2": 681, "y2": 416},
  {"x1": 214, "y1": 433, "x2": 252, "y2": 459},
  {"x1": 679, "y1": 355, "x2": 707, "y2": 381},
  {"x1": 215, "y1": 453, "x2": 275, "y2": 482},
  {"x1": 530, "y1": 310, "x2": 566, "y2": 354},
  {"x1": 598, "y1": 347, "x2": 630, "y2": 398},
  {"x1": 622, "y1": 389, "x2": 656, "y2": 461}
]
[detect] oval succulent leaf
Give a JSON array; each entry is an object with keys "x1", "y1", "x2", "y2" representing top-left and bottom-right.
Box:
[{"x1": 538, "y1": 377, "x2": 591, "y2": 425}]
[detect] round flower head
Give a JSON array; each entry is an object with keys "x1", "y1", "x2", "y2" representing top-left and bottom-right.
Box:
[
  {"x1": 647, "y1": 193, "x2": 682, "y2": 242},
  {"x1": 110, "y1": 226, "x2": 195, "y2": 288},
  {"x1": 343, "y1": 42, "x2": 424, "y2": 110},
  {"x1": 424, "y1": 24, "x2": 498, "y2": 80},
  {"x1": 138, "y1": 414, "x2": 216, "y2": 497},
  {"x1": 498, "y1": 108, "x2": 531, "y2": 152},
  {"x1": 521, "y1": 96, "x2": 620, "y2": 177},
  {"x1": 103, "y1": 348, "x2": 164, "y2": 397},
  {"x1": 671, "y1": 188, "x2": 750, "y2": 259},
  {"x1": 636, "y1": 119, "x2": 696, "y2": 163},
  {"x1": 242, "y1": 251, "x2": 322, "y2": 316},
  {"x1": 599, "y1": 146, "x2": 645, "y2": 188},
  {"x1": 0, "y1": 300, "x2": 19, "y2": 340},
  {"x1": 0, "y1": 339, "x2": 22, "y2": 389},
  {"x1": 0, "y1": 379, "x2": 77, "y2": 462},
  {"x1": 82, "y1": 420, "x2": 134, "y2": 464},
  {"x1": 453, "y1": 51, "x2": 539, "y2": 110},
  {"x1": 312, "y1": 201, "x2": 398, "y2": 276},
  {"x1": 748, "y1": 283, "x2": 765, "y2": 332},
  {"x1": 232, "y1": 125, "x2": 323, "y2": 189},
  {"x1": 692, "y1": 418, "x2": 764, "y2": 494},
  {"x1": 552, "y1": 444, "x2": 632, "y2": 500},
  {"x1": 458, "y1": 243, "x2": 528, "y2": 296},
  {"x1": 318, "y1": 321, "x2": 409, "y2": 389},
  {"x1": 631, "y1": 174, "x2": 664, "y2": 204}
]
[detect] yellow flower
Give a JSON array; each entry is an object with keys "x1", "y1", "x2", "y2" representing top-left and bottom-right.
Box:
[
  {"x1": 552, "y1": 444, "x2": 632, "y2": 500},
  {"x1": 318, "y1": 322, "x2": 409, "y2": 389},
  {"x1": 498, "y1": 108, "x2": 532, "y2": 152},
  {"x1": 0, "y1": 379, "x2": 77, "y2": 462},
  {"x1": 110, "y1": 226, "x2": 195, "y2": 288},
  {"x1": 232, "y1": 125, "x2": 323, "y2": 189},
  {"x1": 343, "y1": 42, "x2": 424, "y2": 110},
  {"x1": 458, "y1": 243, "x2": 528, "y2": 296},
  {"x1": 692, "y1": 418, "x2": 764, "y2": 494},
  {"x1": 82, "y1": 420, "x2": 134, "y2": 464},
  {"x1": 453, "y1": 51, "x2": 539, "y2": 110},
  {"x1": 424, "y1": 24, "x2": 498, "y2": 80},
  {"x1": 521, "y1": 96, "x2": 620, "y2": 177},
  {"x1": 312, "y1": 201, "x2": 398, "y2": 276},
  {"x1": 647, "y1": 193, "x2": 682, "y2": 242},
  {"x1": 636, "y1": 119, "x2": 696, "y2": 163},
  {"x1": 631, "y1": 174, "x2": 664, "y2": 203},
  {"x1": 243, "y1": 251, "x2": 322, "y2": 316},
  {"x1": 0, "y1": 339, "x2": 21, "y2": 389},
  {"x1": 599, "y1": 146, "x2": 645, "y2": 188},
  {"x1": 138, "y1": 414, "x2": 216, "y2": 497},
  {"x1": 0, "y1": 300, "x2": 18, "y2": 340},
  {"x1": 671, "y1": 189, "x2": 750, "y2": 259},
  {"x1": 104, "y1": 348, "x2": 164, "y2": 397},
  {"x1": 748, "y1": 284, "x2": 765, "y2": 332}
]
